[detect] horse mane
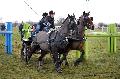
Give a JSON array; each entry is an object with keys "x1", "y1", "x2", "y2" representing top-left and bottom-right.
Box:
[
  {"x1": 57, "y1": 16, "x2": 70, "y2": 35},
  {"x1": 57, "y1": 17, "x2": 69, "y2": 30},
  {"x1": 62, "y1": 17, "x2": 68, "y2": 24}
]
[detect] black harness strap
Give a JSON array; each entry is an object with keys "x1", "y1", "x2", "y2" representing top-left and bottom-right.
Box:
[{"x1": 48, "y1": 30, "x2": 58, "y2": 52}]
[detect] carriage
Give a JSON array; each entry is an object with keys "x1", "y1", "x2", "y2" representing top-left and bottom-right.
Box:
[{"x1": 20, "y1": 22, "x2": 56, "y2": 63}]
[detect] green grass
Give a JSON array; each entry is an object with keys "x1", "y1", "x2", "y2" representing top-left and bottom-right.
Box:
[{"x1": 0, "y1": 27, "x2": 120, "y2": 79}]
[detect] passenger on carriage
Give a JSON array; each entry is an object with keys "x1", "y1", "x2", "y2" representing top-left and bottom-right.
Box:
[
  {"x1": 31, "y1": 23, "x2": 37, "y2": 36},
  {"x1": 38, "y1": 12, "x2": 48, "y2": 31},
  {"x1": 43, "y1": 10, "x2": 55, "y2": 32},
  {"x1": 19, "y1": 21, "x2": 24, "y2": 41},
  {"x1": 31, "y1": 10, "x2": 55, "y2": 37},
  {"x1": 31, "y1": 12, "x2": 48, "y2": 37}
]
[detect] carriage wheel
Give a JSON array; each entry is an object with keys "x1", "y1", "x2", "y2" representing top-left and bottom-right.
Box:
[{"x1": 21, "y1": 44, "x2": 29, "y2": 63}]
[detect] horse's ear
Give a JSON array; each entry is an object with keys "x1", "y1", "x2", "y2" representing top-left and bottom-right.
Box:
[
  {"x1": 73, "y1": 13, "x2": 75, "y2": 18},
  {"x1": 83, "y1": 11, "x2": 85, "y2": 15},
  {"x1": 90, "y1": 17, "x2": 93, "y2": 21},
  {"x1": 87, "y1": 11, "x2": 90, "y2": 16},
  {"x1": 73, "y1": 13, "x2": 75, "y2": 16},
  {"x1": 68, "y1": 14, "x2": 70, "y2": 17}
]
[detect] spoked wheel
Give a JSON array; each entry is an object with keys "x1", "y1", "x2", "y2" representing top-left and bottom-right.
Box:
[{"x1": 21, "y1": 43, "x2": 30, "y2": 64}]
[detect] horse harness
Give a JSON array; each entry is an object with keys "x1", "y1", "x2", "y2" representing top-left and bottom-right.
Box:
[{"x1": 48, "y1": 30, "x2": 69, "y2": 52}]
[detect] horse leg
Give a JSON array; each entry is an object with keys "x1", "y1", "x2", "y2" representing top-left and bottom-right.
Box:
[
  {"x1": 27, "y1": 45, "x2": 39, "y2": 62},
  {"x1": 38, "y1": 51, "x2": 47, "y2": 69},
  {"x1": 60, "y1": 52, "x2": 69, "y2": 66},
  {"x1": 53, "y1": 52, "x2": 62, "y2": 73},
  {"x1": 74, "y1": 49, "x2": 85, "y2": 66}
]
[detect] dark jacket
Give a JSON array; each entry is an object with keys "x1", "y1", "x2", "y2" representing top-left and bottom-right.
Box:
[
  {"x1": 38, "y1": 17, "x2": 46, "y2": 31},
  {"x1": 19, "y1": 24, "x2": 23, "y2": 32},
  {"x1": 45, "y1": 16, "x2": 55, "y2": 29},
  {"x1": 1, "y1": 24, "x2": 6, "y2": 31}
]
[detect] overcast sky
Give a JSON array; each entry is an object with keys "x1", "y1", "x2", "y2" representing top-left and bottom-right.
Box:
[{"x1": 0, "y1": 0, "x2": 120, "y2": 23}]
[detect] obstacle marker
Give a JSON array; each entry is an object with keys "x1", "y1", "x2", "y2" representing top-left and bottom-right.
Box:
[
  {"x1": 76, "y1": 24, "x2": 120, "y2": 59},
  {"x1": 0, "y1": 22, "x2": 13, "y2": 54}
]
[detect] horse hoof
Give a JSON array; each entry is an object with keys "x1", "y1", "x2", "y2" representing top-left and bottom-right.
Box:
[
  {"x1": 65, "y1": 62, "x2": 69, "y2": 66},
  {"x1": 38, "y1": 66, "x2": 43, "y2": 71},
  {"x1": 26, "y1": 62, "x2": 29, "y2": 65},
  {"x1": 56, "y1": 68, "x2": 62, "y2": 73},
  {"x1": 74, "y1": 58, "x2": 83, "y2": 66},
  {"x1": 37, "y1": 61, "x2": 43, "y2": 70},
  {"x1": 74, "y1": 61, "x2": 79, "y2": 66},
  {"x1": 38, "y1": 61, "x2": 43, "y2": 66}
]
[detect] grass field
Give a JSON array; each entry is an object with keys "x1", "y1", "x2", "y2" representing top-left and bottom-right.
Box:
[{"x1": 0, "y1": 27, "x2": 120, "y2": 79}]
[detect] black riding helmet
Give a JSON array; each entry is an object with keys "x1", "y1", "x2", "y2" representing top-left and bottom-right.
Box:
[
  {"x1": 42, "y1": 12, "x2": 48, "y2": 17},
  {"x1": 49, "y1": 10, "x2": 55, "y2": 15}
]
